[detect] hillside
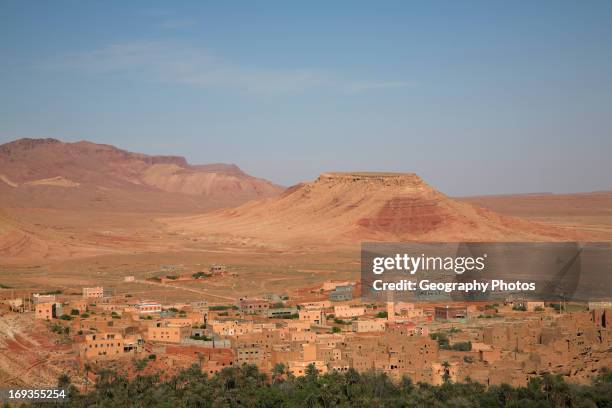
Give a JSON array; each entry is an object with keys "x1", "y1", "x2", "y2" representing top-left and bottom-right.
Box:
[
  {"x1": 0, "y1": 138, "x2": 283, "y2": 212},
  {"x1": 164, "y1": 172, "x2": 575, "y2": 248}
]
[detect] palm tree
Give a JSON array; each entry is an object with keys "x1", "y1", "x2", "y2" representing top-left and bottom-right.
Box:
[
  {"x1": 272, "y1": 363, "x2": 286, "y2": 384},
  {"x1": 83, "y1": 362, "x2": 92, "y2": 392},
  {"x1": 305, "y1": 363, "x2": 319, "y2": 380},
  {"x1": 441, "y1": 361, "x2": 451, "y2": 383}
]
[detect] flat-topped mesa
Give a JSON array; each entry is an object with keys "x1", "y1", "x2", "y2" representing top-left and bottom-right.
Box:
[{"x1": 316, "y1": 172, "x2": 427, "y2": 187}]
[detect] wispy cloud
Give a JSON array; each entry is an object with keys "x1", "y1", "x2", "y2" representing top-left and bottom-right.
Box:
[{"x1": 44, "y1": 41, "x2": 414, "y2": 94}]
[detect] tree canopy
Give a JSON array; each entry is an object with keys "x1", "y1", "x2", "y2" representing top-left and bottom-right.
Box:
[{"x1": 22, "y1": 365, "x2": 612, "y2": 407}]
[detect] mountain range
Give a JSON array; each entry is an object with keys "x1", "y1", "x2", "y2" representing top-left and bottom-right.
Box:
[{"x1": 0, "y1": 138, "x2": 600, "y2": 262}]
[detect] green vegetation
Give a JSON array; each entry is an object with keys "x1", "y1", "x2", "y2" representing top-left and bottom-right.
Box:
[
  {"x1": 59, "y1": 314, "x2": 73, "y2": 321},
  {"x1": 133, "y1": 358, "x2": 148, "y2": 372},
  {"x1": 50, "y1": 324, "x2": 64, "y2": 334},
  {"x1": 22, "y1": 365, "x2": 611, "y2": 407},
  {"x1": 450, "y1": 341, "x2": 472, "y2": 352},
  {"x1": 190, "y1": 334, "x2": 211, "y2": 341},
  {"x1": 165, "y1": 275, "x2": 178, "y2": 280},
  {"x1": 41, "y1": 289, "x2": 62, "y2": 295},
  {"x1": 70, "y1": 309, "x2": 80, "y2": 316},
  {"x1": 331, "y1": 326, "x2": 342, "y2": 333},
  {"x1": 512, "y1": 305, "x2": 527, "y2": 311},
  {"x1": 269, "y1": 313, "x2": 299, "y2": 319},
  {"x1": 111, "y1": 311, "x2": 121, "y2": 319},
  {"x1": 209, "y1": 305, "x2": 239, "y2": 311},
  {"x1": 192, "y1": 271, "x2": 211, "y2": 279},
  {"x1": 0, "y1": 283, "x2": 12, "y2": 289},
  {"x1": 430, "y1": 332, "x2": 450, "y2": 349},
  {"x1": 334, "y1": 318, "x2": 350, "y2": 325},
  {"x1": 376, "y1": 311, "x2": 388, "y2": 318},
  {"x1": 534, "y1": 306, "x2": 545, "y2": 312}
]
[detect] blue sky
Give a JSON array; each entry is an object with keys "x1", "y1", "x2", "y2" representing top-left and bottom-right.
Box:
[{"x1": 1, "y1": 1, "x2": 611, "y2": 195}]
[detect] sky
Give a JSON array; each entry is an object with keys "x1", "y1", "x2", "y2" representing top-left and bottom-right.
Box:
[{"x1": 1, "y1": 1, "x2": 611, "y2": 196}]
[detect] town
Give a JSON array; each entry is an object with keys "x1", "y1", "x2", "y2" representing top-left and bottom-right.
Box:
[{"x1": 1, "y1": 263, "x2": 609, "y2": 390}]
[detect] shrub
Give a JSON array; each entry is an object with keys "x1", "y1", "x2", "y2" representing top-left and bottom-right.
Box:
[
  {"x1": 430, "y1": 332, "x2": 450, "y2": 349},
  {"x1": 451, "y1": 341, "x2": 472, "y2": 351}
]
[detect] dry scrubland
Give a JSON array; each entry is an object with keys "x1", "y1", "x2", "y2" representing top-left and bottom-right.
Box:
[
  {"x1": 0, "y1": 139, "x2": 611, "y2": 299},
  {"x1": 0, "y1": 138, "x2": 611, "y2": 393}
]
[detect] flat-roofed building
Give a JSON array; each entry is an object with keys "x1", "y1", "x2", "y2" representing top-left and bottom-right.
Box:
[
  {"x1": 81, "y1": 332, "x2": 142, "y2": 361},
  {"x1": 83, "y1": 287, "x2": 104, "y2": 299},
  {"x1": 299, "y1": 308, "x2": 326, "y2": 325},
  {"x1": 240, "y1": 299, "x2": 270, "y2": 315},
  {"x1": 210, "y1": 319, "x2": 254, "y2": 337},
  {"x1": 135, "y1": 301, "x2": 162, "y2": 314},
  {"x1": 32, "y1": 293, "x2": 56, "y2": 304},
  {"x1": 299, "y1": 300, "x2": 332, "y2": 309},
  {"x1": 334, "y1": 305, "x2": 365, "y2": 319},
  {"x1": 352, "y1": 319, "x2": 386, "y2": 333},
  {"x1": 329, "y1": 285, "x2": 354, "y2": 302},
  {"x1": 588, "y1": 301, "x2": 612, "y2": 310},
  {"x1": 323, "y1": 280, "x2": 355, "y2": 291},
  {"x1": 35, "y1": 302, "x2": 61, "y2": 320},
  {"x1": 266, "y1": 306, "x2": 298, "y2": 319},
  {"x1": 434, "y1": 305, "x2": 467, "y2": 322},
  {"x1": 147, "y1": 322, "x2": 191, "y2": 343},
  {"x1": 68, "y1": 299, "x2": 88, "y2": 313}
]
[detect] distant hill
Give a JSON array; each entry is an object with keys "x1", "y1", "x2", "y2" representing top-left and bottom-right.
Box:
[
  {"x1": 0, "y1": 138, "x2": 283, "y2": 212},
  {"x1": 164, "y1": 172, "x2": 575, "y2": 248}
]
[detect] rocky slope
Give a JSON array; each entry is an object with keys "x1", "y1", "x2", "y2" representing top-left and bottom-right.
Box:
[
  {"x1": 0, "y1": 138, "x2": 283, "y2": 211},
  {"x1": 164, "y1": 172, "x2": 575, "y2": 247}
]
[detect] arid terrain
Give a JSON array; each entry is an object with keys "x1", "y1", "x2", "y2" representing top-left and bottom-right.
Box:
[
  {"x1": 461, "y1": 191, "x2": 612, "y2": 241},
  {"x1": 163, "y1": 172, "x2": 579, "y2": 249},
  {"x1": 0, "y1": 138, "x2": 610, "y2": 391},
  {"x1": 1, "y1": 138, "x2": 610, "y2": 296}
]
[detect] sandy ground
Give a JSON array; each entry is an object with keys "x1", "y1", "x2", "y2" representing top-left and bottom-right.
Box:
[{"x1": 1, "y1": 184, "x2": 611, "y2": 303}]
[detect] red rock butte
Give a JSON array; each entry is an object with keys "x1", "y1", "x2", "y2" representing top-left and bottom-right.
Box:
[{"x1": 164, "y1": 171, "x2": 575, "y2": 248}]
